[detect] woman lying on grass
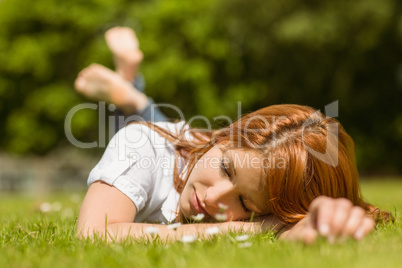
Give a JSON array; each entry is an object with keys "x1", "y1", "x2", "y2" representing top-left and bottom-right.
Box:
[{"x1": 75, "y1": 27, "x2": 392, "y2": 244}]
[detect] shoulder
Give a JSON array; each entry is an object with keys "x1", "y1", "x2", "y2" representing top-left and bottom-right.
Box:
[
  {"x1": 109, "y1": 121, "x2": 192, "y2": 155},
  {"x1": 121, "y1": 121, "x2": 187, "y2": 137},
  {"x1": 153, "y1": 121, "x2": 194, "y2": 142}
]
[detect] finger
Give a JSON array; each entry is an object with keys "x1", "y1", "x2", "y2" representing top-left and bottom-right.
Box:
[
  {"x1": 329, "y1": 198, "x2": 353, "y2": 238},
  {"x1": 309, "y1": 196, "x2": 334, "y2": 237},
  {"x1": 297, "y1": 215, "x2": 319, "y2": 244},
  {"x1": 302, "y1": 227, "x2": 319, "y2": 245},
  {"x1": 354, "y1": 217, "x2": 375, "y2": 240},
  {"x1": 283, "y1": 221, "x2": 318, "y2": 244},
  {"x1": 340, "y1": 206, "x2": 366, "y2": 238}
]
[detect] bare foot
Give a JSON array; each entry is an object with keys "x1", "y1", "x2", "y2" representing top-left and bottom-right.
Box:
[
  {"x1": 105, "y1": 27, "x2": 144, "y2": 82},
  {"x1": 74, "y1": 64, "x2": 148, "y2": 114}
]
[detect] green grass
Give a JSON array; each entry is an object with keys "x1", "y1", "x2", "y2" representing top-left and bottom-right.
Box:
[{"x1": 1, "y1": 178, "x2": 401, "y2": 268}]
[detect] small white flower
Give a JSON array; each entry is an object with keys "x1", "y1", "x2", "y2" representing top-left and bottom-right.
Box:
[
  {"x1": 145, "y1": 226, "x2": 159, "y2": 235},
  {"x1": 215, "y1": 213, "x2": 227, "y2": 221},
  {"x1": 52, "y1": 202, "x2": 62, "y2": 211},
  {"x1": 205, "y1": 226, "x2": 220, "y2": 235},
  {"x1": 181, "y1": 235, "x2": 196, "y2": 243},
  {"x1": 218, "y1": 203, "x2": 229, "y2": 212},
  {"x1": 238, "y1": 242, "x2": 253, "y2": 248},
  {"x1": 40, "y1": 202, "x2": 52, "y2": 213},
  {"x1": 235, "y1": 234, "x2": 250, "y2": 241},
  {"x1": 191, "y1": 213, "x2": 205, "y2": 221},
  {"x1": 167, "y1": 222, "x2": 182, "y2": 230}
]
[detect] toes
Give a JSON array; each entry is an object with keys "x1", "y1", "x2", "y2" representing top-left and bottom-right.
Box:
[
  {"x1": 74, "y1": 77, "x2": 86, "y2": 92},
  {"x1": 88, "y1": 63, "x2": 103, "y2": 71},
  {"x1": 77, "y1": 64, "x2": 99, "y2": 79},
  {"x1": 105, "y1": 26, "x2": 139, "y2": 51}
]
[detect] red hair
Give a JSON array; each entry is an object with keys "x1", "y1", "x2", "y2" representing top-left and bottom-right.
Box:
[{"x1": 135, "y1": 104, "x2": 392, "y2": 223}]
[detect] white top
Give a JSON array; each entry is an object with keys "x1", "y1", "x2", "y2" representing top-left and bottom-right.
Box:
[{"x1": 87, "y1": 121, "x2": 189, "y2": 223}]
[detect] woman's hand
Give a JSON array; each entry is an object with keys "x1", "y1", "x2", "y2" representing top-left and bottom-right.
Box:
[{"x1": 279, "y1": 196, "x2": 375, "y2": 244}]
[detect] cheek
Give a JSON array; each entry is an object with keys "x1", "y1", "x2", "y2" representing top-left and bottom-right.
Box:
[
  {"x1": 178, "y1": 194, "x2": 184, "y2": 209},
  {"x1": 194, "y1": 161, "x2": 217, "y2": 182},
  {"x1": 229, "y1": 211, "x2": 249, "y2": 221},
  {"x1": 187, "y1": 166, "x2": 202, "y2": 184},
  {"x1": 178, "y1": 189, "x2": 190, "y2": 216}
]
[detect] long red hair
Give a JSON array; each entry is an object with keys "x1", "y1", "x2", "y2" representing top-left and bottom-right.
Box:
[{"x1": 135, "y1": 104, "x2": 392, "y2": 223}]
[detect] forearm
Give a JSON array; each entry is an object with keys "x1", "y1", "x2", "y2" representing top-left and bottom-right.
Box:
[{"x1": 79, "y1": 221, "x2": 264, "y2": 243}]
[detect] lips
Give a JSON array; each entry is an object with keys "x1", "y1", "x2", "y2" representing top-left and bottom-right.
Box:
[{"x1": 192, "y1": 189, "x2": 209, "y2": 217}]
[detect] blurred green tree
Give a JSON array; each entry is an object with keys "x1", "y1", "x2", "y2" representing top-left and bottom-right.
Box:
[{"x1": 0, "y1": 0, "x2": 401, "y2": 174}]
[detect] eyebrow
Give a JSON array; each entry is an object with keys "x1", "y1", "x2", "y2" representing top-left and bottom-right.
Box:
[
  {"x1": 222, "y1": 149, "x2": 236, "y2": 177},
  {"x1": 229, "y1": 155, "x2": 237, "y2": 176}
]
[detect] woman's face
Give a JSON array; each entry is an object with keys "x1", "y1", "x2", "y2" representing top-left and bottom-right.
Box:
[{"x1": 180, "y1": 144, "x2": 271, "y2": 222}]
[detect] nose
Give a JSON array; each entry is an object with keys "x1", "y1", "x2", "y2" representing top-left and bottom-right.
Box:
[{"x1": 204, "y1": 180, "x2": 233, "y2": 210}]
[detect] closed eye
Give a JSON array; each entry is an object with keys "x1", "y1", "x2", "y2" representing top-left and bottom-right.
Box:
[
  {"x1": 220, "y1": 157, "x2": 251, "y2": 213},
  {"x1": 239, "y1": 196, "x2": 251, "y2": 213},
  {"x1": 220, "y1": 157, "x2": 230, "y2": 178}
]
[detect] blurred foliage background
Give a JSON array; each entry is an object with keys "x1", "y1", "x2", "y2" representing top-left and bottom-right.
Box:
[{"x1": 0, "y1": 0, "x2": 401, "y2": 175}]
